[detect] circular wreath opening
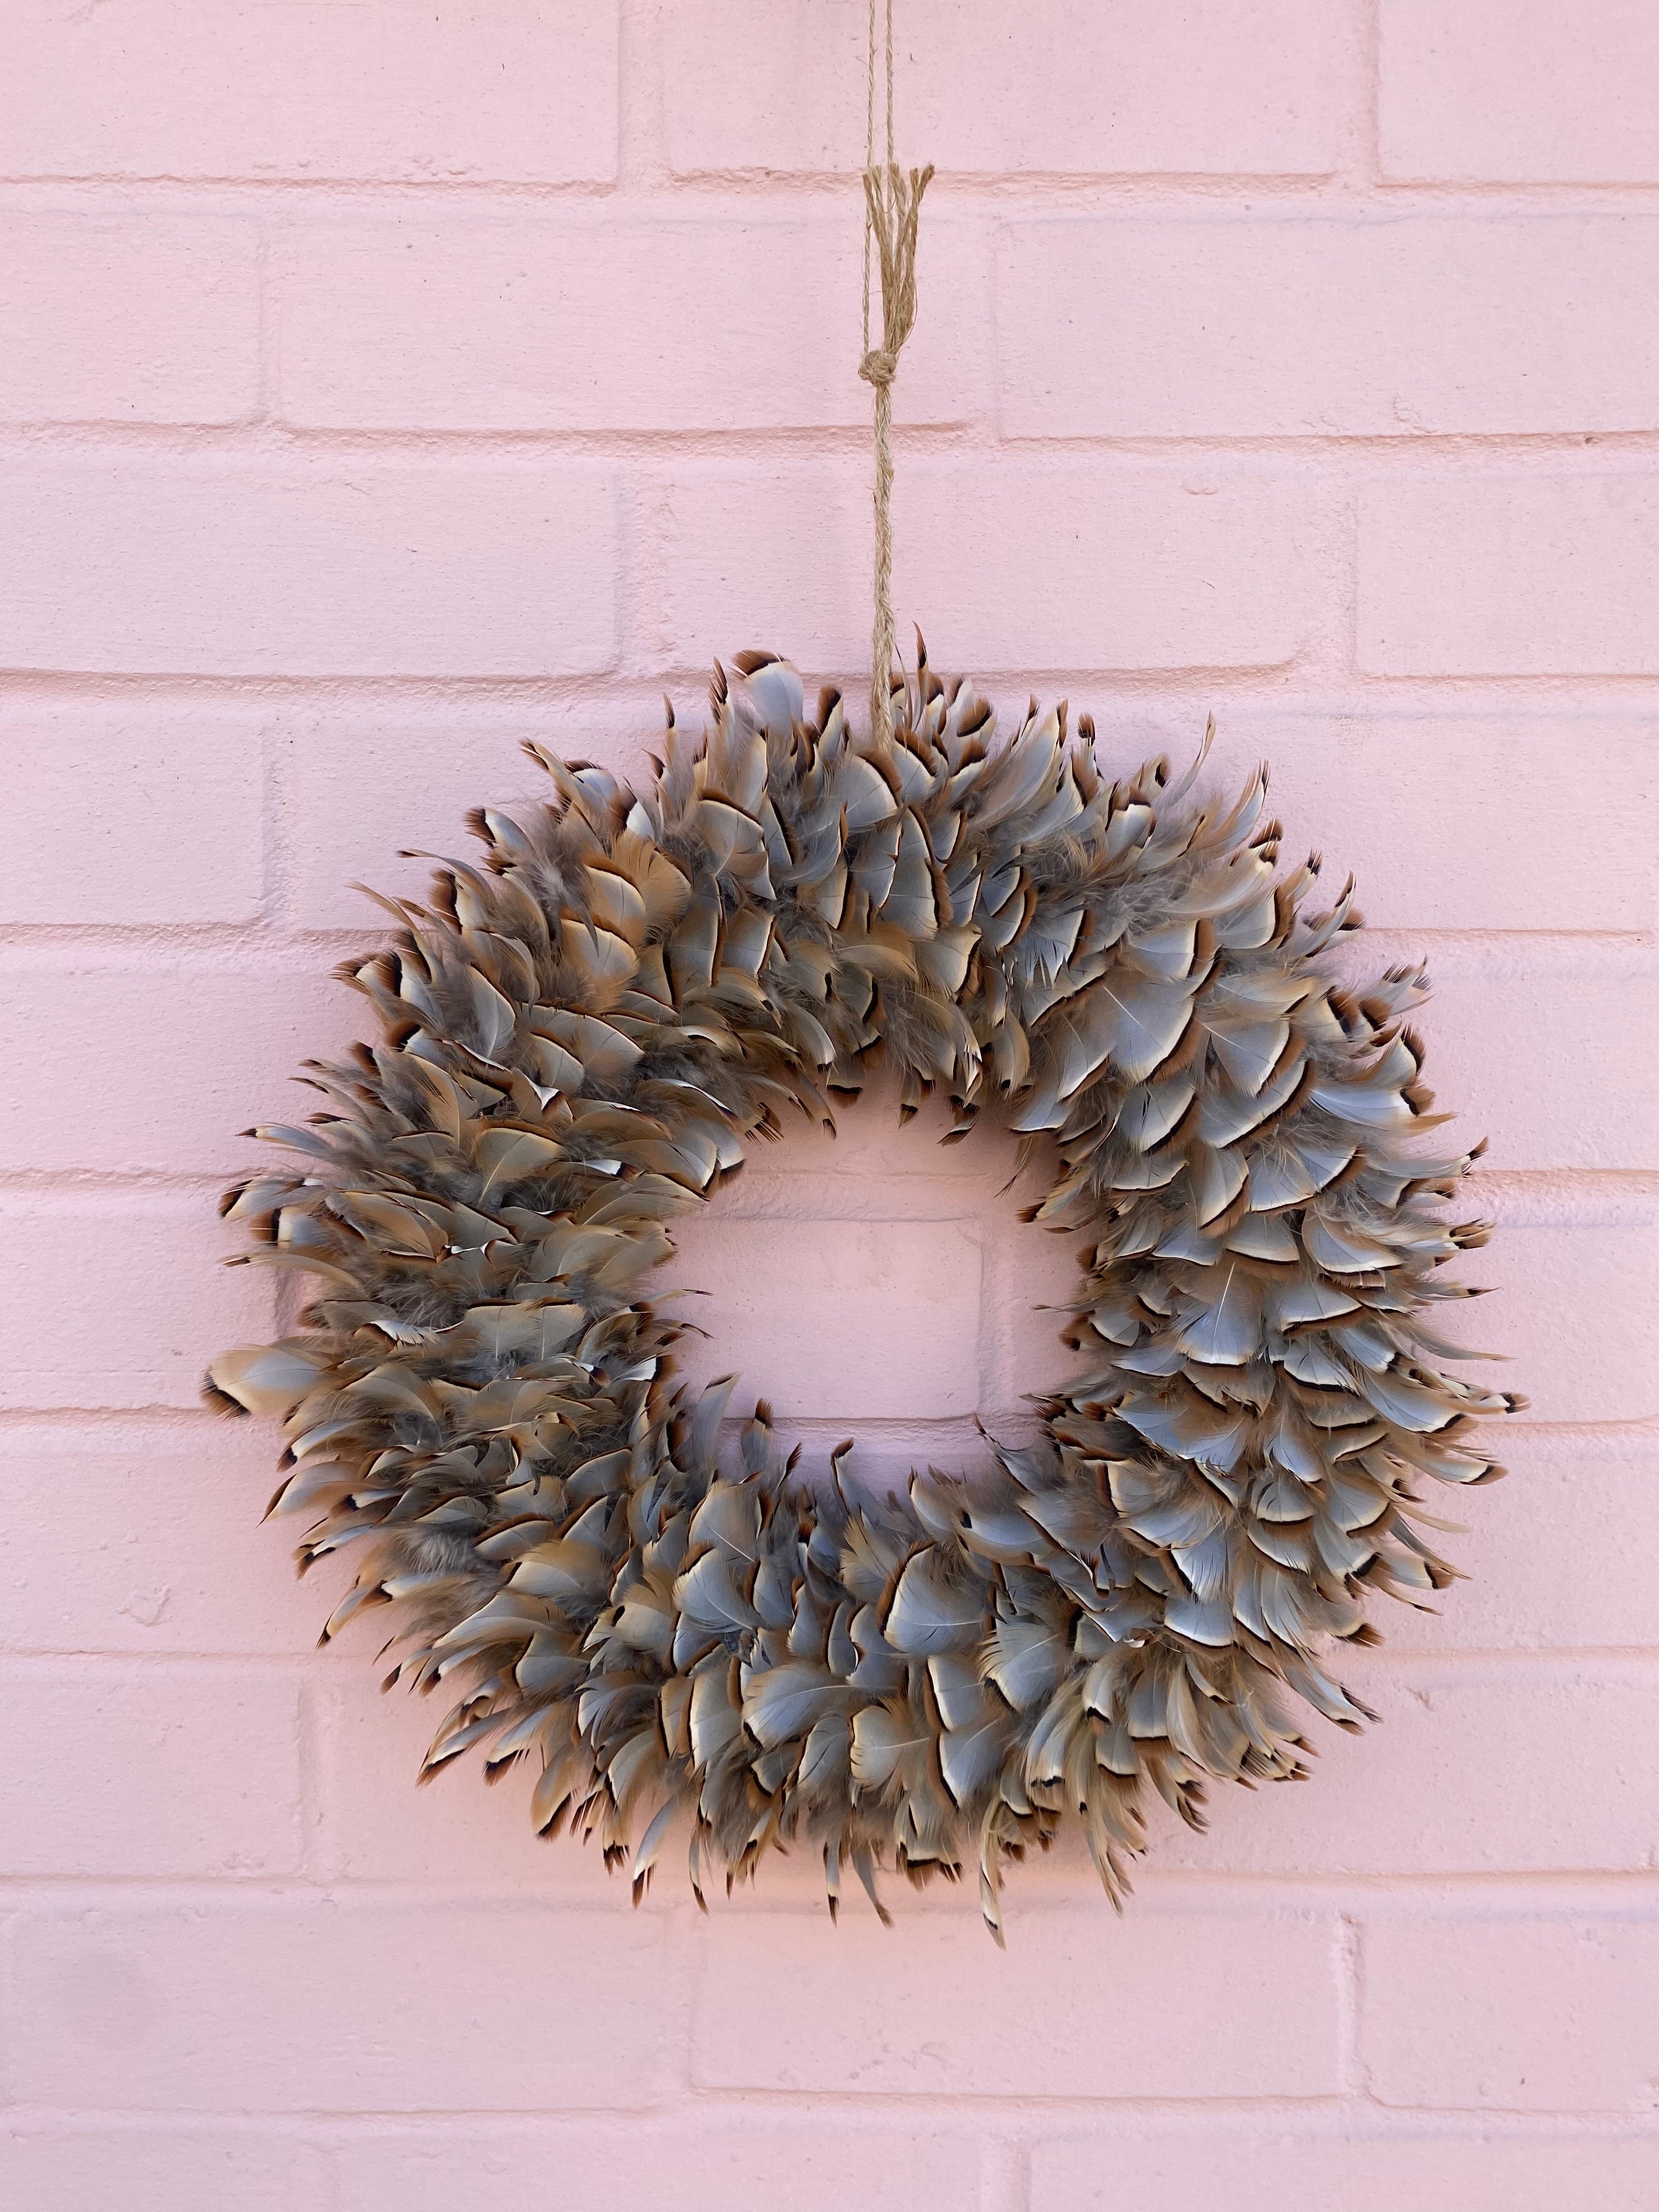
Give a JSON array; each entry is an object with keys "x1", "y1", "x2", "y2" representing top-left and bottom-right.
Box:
[{"x1": 210, "y1": 646, "x2": 1515, "y2": 1940}]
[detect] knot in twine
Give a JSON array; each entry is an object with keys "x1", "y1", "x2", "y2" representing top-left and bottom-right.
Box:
[{"x1": 860, "y1": 158, "x2": 933, "y2": 746}]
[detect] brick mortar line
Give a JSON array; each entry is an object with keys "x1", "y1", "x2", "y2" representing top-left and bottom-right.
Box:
[
  {"x1": 0, "y1": 1163, "x2": 1646, "y2": 1194},
  {"x1": 8, "y1": 422, "x2": 1659, "y2": 460},
  {"x1": 7, "y1": 172, "x2": 1659, "y2": 207},
  {"x1": 3, "y1": 1871, "x2": 1654, "y2": 1898},
  {"x1": 980, "y1": 2132, "x2": 1028, "y2": 2212},
  {"x1": 2, "y1": 2103, "x2": 1655, "y2": 2132},
  {"x1": 4, "y1": 927, "x2": 1649, "y2": 968},
  {"x1": 6, "y1": 668, "x2": 1659, "y2": 704},
  {"x1": 6, "y1": 1643, "x2": 1656, "y2": 1669},
  {"x1": 0, "y1": 2089, "x2": 1651, "y2": 2125},
  {"x1": 7, "y1": 674, "x2": 1659, "y2": 719},
  {"x1": 12, "y1": 1408, "x2": 1640, "y2": 1440},
  {"x1": 7, "y1": 1642, "x2": 1656, "y2": 1668}
]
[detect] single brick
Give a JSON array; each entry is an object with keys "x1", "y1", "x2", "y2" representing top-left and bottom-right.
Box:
[
  {"x1": 0, "y1": 1195, "x2": 274, "y2": 1410},
  {"x1": 1363, "y1": 1912, "x2": 1659, "y2": 2111},
  {"x1": 0, "y1": 1431, "x2": 312, "y2": 1656},
  {"x1": 0, "y1": 0, "x2": 619, "y2": 182},
  {"x1": 1401, "y1": 960, "x2": 1659, "y2": 1174},
  {"x1": 331, "y1": 2118, "x2": 983, "y2": 2212},
  {"x1": 981, "y1": 1203, "x2": 1088, "y2": 1417},
  {"x1": 1358, "y1": 475, "x2": 1659, "y2": 676},
  {"x1": 656, "y1": 460, "x2": 869, "y2": 675},
  {"x1": 659, "y1": 460, "x2": 1335, "y2": 676},
  {"x1": 1243, "y1": 712, "x2": 1656, "y2": 934},
  {"x1": 1033, "y1": 2126, "x2": 1659, "y2": 2211},
  {"x1": 0, "y1": 2130, "x2": 325, "y2": 2212},
  {"x1": 1381, "y1": 0, "x2": 1659, "y2": 182},
  {"x1": 1155, "y1": 1663, "x2": 1659, "y2": 1876},
  {"x1": 1376, "y1": 1430, "x2": 1659, "y2": 1654},
  {"x1": 692, "y1": 1903, "x2": 1341, "y2": 2097},
  {"x1": 0, "y1": 1661, "x2": 303, "y2": 1876},
  {"x1": 0, "y1": 213, "x2": 260, "y2": 425},
  {"x1": 0, "y1": 969, "x2": 359, "y2": 1177},
  {"x1": 0, "y1": 455, "x2": 618, "y2": 677},
  {"x1": 1471, "y1": 1215, "x2": 1658, "y2": 1426},
  {"x1": 746, "y1": 1064, "x2": 1031, "y2": 1186},
  {"x1": 998, "y1": 214, "x2": 1659, "y2": 438},
  {"x1": 310, "y1": 1676, "x2": 629, "y2": 1895},
  {"x1": 274, "y1": 211, "x2": 988, "y2": 432},
  {"x1": 668, "y1": 1217, "x2": 984, "y2": 1419},
  {"x1": 9, "y1": 1900, "x2": 676, "y2": 2111},
  {"x1": 0, "y1": 699, "x2": 267, "y2": 927},
  {"x1": 278, "y1": 699, "x2": 643, "y2": 933},
  {"x1": 665, "y1": 0, "x2": 1351, "y2": 178}
]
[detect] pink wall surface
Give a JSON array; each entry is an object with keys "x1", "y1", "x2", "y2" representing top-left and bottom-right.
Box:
[{"x1": 2, "y1": 2, "x2": 1657, "y2": 2205}]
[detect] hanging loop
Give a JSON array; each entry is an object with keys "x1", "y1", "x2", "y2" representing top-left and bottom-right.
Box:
[{"x1": 860, "y1": 153, "x2": 934, "y2": 747}]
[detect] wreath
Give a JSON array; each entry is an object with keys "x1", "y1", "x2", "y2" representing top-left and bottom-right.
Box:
[{"x1": 209, "y1": 647, "x2": 1515, "y2": 1939}]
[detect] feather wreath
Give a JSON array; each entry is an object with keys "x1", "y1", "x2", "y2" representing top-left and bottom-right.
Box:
[{"x1": 209, "y1": 647, "x2": 1515, "y2": 1940}]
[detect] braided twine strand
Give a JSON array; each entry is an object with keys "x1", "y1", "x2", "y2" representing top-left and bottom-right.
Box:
[{"x1": 860, "y1": 0, "x2": 932, "y2": 747}]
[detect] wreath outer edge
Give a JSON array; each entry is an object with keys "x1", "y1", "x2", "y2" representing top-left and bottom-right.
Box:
[{"x1": 208, "y1": 645, "x2": 1516, "y2": 1940}]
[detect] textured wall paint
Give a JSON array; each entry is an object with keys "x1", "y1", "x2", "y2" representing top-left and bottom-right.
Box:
[{"x1": 1, "y1": 3, "x2": 1656, "y2": 2206}]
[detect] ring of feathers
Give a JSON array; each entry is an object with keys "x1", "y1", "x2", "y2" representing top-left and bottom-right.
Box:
[{"x1": 209, "y1": 646, "x2": 1516, "y2": 1942}]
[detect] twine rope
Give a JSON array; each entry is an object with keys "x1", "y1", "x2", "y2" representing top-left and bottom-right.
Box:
[{"x1": 859, "y1": 0, "x2": 932, "y2": 746}]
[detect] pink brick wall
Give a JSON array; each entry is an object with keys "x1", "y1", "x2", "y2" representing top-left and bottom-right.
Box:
[{"x1": 1, "y1": 4, "x2": 1655, "y2": 2205}]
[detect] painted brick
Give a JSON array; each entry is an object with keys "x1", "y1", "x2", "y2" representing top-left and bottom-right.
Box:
[
  {"x1": 999, "y1": 215, "x2": 1659, "y2": 438},
  {"x1": 655, "y1": 460, "x2": 868, "y2": 675},
  {"x1": 1032, "y1": 2126, "x2": 1659, "y2": 2211},
  {"x1": 332, "y1": 2119, "x2": 984, "y2": 2212},
  {"x1": 660, "y1": 461, "x2": 1334, "y2": 676},
  {"x1": 692, "y1": 1905, "x2": 1341, "y2": 2097},
  {"x1": 1376, "y1": 1431, "x2": 1659, "y2": 1654},
  {"x1": 0, "y1": 700, "x2": 267, "y2": 927},
  {"x1": 1358, "y1": 475, "x2": 1659, "y2": 676},
  {"x1": 311, "y1": 1675, "x2": 625, "y2": 1895},
  {"x1": 0, "y1": 213, "x2": 260, "y2": 426},
  {"x1": 499, "y1": 1063, "x2": 1081, "y2": 1448},
  {"x1": 0, "y1": 968, "x2": 358, "y2": 1177},
  {"x1": 0, "y1": 1432, "x2": 313, "y2": 1656},
  {"x1": 1397, "y1": 958, "x2": 1659, "y2": 1173},
  {"x1": 665, "y1": 1, "x2": 1352, "y2": 178},
  {"x1": 278, "y1": 700, "x2": 650, "y2": 933},
  {"x1": 848, "y1": 701, "x2": 1656, "y2": 933},
  {"x1": 0, "y1": 2129, "x2": 326, "y2": 2212},
  {"x1": 0, "y1": 0, "x2": 1655, "y2": 2177},
  {"x1": 754, "y1": 1063, "x2": 1032, "y2": 1186},
  {"x1": 0, "y1": 0, "x2": 619, "y2": 182},
  {"x1": 1154, "y1": 1663, "x2": 1659, "y2": 1876},
  {"x1": 0, "y1": 1661, "x2": 302, "y2": 1876},
  {"x1": 1363, "y1": 1913, "x2": 1659, "y2": 2111},
  {"x1": 668, "y1": 1217, "x2": 983, "y2": 1420},
  {"x1": 1469, "y1": 1214, "x2": 1659, "y2": 1426},
  {"x1": 275, "y1": 212, "x2": 988, "y2": 432},
  {"x1": 1223, "y1": 936, "x2": 1659, "y2": 1176},
  {"x1": 9, "y1": 1901, "x2": 675, "y2": 2111},
  {"x1": 0, "y1": 1195, "x2": 273, "y2": 1411},
  {"x1": 17, "y1": 921, "x2": 1634, "y2": 1206},
  {"x1": 909, "y1": 460, "x2": 1339, "y2": 675},
  {"x1": 983, "y1": 1203, "x2": 1088, "y2": 1416},
  {"x1": 1246, "y1": 713, "x2": 1656, "y2": 934},
  {"x1": 1381, "y1": 0, "x2": 1659, "y2": 183},
  {"x1": 700, "y1": 1161, "x2": 1014, "y2": 1226},
  {"x1": 0, "y1": 456, "x2": 618, "y2": 678}
]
